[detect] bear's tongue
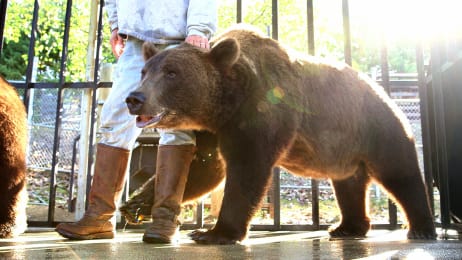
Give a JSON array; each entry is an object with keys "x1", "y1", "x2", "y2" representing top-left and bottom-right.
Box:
[
  {"x1": 138, "y1": 115, "x2": 152, "y2": 122},
  {"x1": 136, "y1": 112, "x2": 166, "y2": 128},
  {"x1": 136, "y1": 115, "x2": 155, "y2": 128}
]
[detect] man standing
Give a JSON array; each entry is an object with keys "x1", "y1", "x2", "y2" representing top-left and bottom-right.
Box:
[{"x1": 56, "y1": 0, "x2": 217, "y2": 244}]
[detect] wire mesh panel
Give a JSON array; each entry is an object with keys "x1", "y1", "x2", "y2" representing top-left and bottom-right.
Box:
[
  {"x1": 25, "y1": 88, "x2": 83, "y2": 221},
  {"x1": 26, "y1": 90, "x2": 81, "y2": 168},
  {"x1": 395, "y1": 99, "x2": 424, "y2": 171}
]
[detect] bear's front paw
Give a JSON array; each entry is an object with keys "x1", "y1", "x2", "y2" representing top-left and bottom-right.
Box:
[
  {"x1": 407, "y1": 228, "x2": 436, "y2": 240},
  {"x1": 188, "y1": 229, "x2": 240, "y2": 245},
  {"x1": 328, "y1": 223, "x2": 369, "y2": 239}
]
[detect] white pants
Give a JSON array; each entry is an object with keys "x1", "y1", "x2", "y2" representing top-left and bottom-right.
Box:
[{"x1": 99, "y1": 38, "x2": 195, "y2": 150}]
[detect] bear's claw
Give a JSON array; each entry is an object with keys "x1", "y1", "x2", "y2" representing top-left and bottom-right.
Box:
[
  {"x1": 407, "y1": 229, "x2": 437, "y2": 240},
  {"x1": 328, "y1": 223, "x2": 369, "y2": 239},
  {"x1": 188, "y1": 229, "x2": 240, "y2": 245}
]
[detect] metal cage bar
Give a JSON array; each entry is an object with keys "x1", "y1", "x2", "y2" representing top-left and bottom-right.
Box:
[
  {"x1": 429, "y1": 44, "x2": 451, "y2": 229},
  {"x1": 84, "y1": 0, "x2": 106, "y2": 209},
  {"x1": 416, "y1": 42, "x2": 436, "y2": 217},
  {"x1": 0, "y1": 0, "x2": 8, "y2": 54},
  {"x1": 23, "y1": 0, "x2": 39, "y2": 109},
  {"x1": 342, "y1": 0, "x2": 352, "y2": 66},
  {"x1": 47, "y1": 0, "x2": 73, "y2": 225}
]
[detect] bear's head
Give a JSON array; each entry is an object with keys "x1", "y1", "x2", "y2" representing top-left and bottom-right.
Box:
[{"x1": 126, "y1": 38, "x2": 242, "y2": 132}]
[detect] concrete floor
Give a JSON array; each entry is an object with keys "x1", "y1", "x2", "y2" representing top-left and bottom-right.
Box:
[{"x1": 1, "y1": 229, "x2": 461, "y2": 259}]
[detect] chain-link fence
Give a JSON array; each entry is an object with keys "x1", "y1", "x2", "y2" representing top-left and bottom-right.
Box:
[
  {"x1": 23, "y1": 88, "x2": 84, "y2": 221},
  {"x1": 27, "y1": 88, "x2": 82, "y2": 172},
  {"x1": 395, "y1": 98, "x2": 424, "y2": 171}
]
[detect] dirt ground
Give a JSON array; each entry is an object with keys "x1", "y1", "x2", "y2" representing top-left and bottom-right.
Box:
[{"x1": 26, "y1": 204, "x2": 76, "y2": 222}]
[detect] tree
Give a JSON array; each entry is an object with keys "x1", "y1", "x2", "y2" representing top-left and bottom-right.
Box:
[
  {"x1": 0, "y1": 1, "x2": 32, "y2": 80},
  {"x1": 0, "y1": 0, "x2": 111, "y2": 82},
  {"x1": 0, "y1": 30, "x2": 29, "y2": 80},
  {"x1": 1, "y1": 0, "x2": 420, "y2": 82}
]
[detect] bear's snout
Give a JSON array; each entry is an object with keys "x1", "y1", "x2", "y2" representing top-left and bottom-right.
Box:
[{"x1": 126, "y1": 91, "x2": 146, "y2": 115}]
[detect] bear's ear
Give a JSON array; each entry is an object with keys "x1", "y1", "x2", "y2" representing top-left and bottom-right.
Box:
[
  {"x1": 142, "y1": 42, "x2": 159, "y2": 61},
  {"x1": 209, "y1": 38, "x2": 240, "y2": 71}
]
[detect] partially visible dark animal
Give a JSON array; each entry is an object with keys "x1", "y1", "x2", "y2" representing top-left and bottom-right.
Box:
[{"x1": 0, "y1": 76, "x2": 28, "y2": 238}]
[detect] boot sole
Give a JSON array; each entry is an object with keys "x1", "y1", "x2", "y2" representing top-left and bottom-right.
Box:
[
  {"x1": 142, "y1": 233, "x2": 172, "y2": 244},
  {"x1": 56, "y1": 228, "x2": 114, "y2": 240}
]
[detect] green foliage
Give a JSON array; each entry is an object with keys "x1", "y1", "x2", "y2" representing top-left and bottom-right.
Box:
[
  {"x1": 1, "y1": 0, "x2": 419, "y2": 82},
  {"x1": 388, "y1": 45, "x2": 417, "y2": 73},
  {"x1": 0, "y1": 30, "x2": 29, "y2": 80},
  {"x1": 0, "y1": 1, "x2": 32, "y2": 80},
  {"x1": 1, "y1": 0, "x2": 103, "y2": 82}
]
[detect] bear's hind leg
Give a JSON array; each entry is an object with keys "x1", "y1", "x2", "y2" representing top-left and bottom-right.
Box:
[
  {"x1": 329, "y1": 163, "x2": 371, "y2": 238},
  {"x1": 369, "y1": 150, "x2": 436, "y2": 239},
  {"x1": 368, "y1": 142, "x2": 436, "y2": 239}
]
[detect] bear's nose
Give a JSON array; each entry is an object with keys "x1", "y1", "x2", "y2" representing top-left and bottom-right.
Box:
[{"x1": 126, "y1": 91, "x2": 146, "y2": 115}]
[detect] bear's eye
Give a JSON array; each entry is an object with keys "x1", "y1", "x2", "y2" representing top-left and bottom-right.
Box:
[{"x1": 166, "y1": 71, "x2": 176, "y2": 79}]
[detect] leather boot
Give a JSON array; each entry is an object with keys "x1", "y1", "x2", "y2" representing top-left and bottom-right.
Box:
[
  {"x1": 55, "y1": 144, "x2": 130, "y2": 240},
  {"x1": 143, "y1": 145, "x2": 195, "y2": 244}
]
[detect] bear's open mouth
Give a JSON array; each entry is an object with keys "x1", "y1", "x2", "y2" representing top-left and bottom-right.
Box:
[{"x1": 136, "y1": 111, "x2": 166, "y2": 128}]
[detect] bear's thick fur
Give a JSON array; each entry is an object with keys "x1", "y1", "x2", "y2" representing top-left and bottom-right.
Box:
[
  {"x1": 126, "y1": 25, "x2": 436, "y2": 244},
  {"x1": 0, "y1": 76, "x2": 28, "y2": 238}
]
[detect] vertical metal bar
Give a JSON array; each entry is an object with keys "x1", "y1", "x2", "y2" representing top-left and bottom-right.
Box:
[
  {"x1": 48, "y1": 0, "x2": 73, "y2": 225},
  {"x1": 310, "y1": 180, "x2": 319, "y2": 229},
  {"x1": 272, "y1": 167, "x2": 281, "y2": 229},
  {"x1": 342, "y1": 0, "x2": 352, "y2": 66},
  {"x1": 0, "y1": 0, "x2": 8, "y2": 54},
  {"x1": 236, "y1": 0, "x2": 242, "y2": 23},
  {"x1": 196, "y1": 201, "x2": 204, "y2": 228},
  {"x1": 271, "y1": 0, "x2": 278, "y2": 40},
  {"x1": 68, "y1": 135, "x2": 81, "y2": 212},
  {"x1": 306, "y1": 0, "x2": 315, "y2": 55},
  {"x1": 379, "y1": 33, "x2": 398, "y2": 227},
  {"x1": 430, "y1": 44, "x2": 451, "y2": 228},
  {"x1": 380, "y1": 44, "x2": 391, "y2": 94},
  {"x1": 77, "y1": 0, "x2": 98, "y2": 217},
  {"x1": 23, "y1": 0, "x2": 39, "y2": 109},
  {"x1": 85, "y1": 0, "x2": 105, "y2": 208},
  {"x1": 416, "y1": 43, "x2": 435, "y2": 215},
  {"x1": 270, "y1": 0, "x2": 280, "y2": 230},
  {"x1": 387, "y1": 200, "x2": 398, "y2": 228},
  {"x1": 306, "y1": 0, "x2": 319, "y2": 230}
]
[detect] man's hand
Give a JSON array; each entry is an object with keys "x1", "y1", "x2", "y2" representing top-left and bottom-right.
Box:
[
  {"x1": 110, "y1": 28, "x2": 125, "y2": 58},
  {"x1": 185, "y1": 35, "x2": 210, "y2": 49}
]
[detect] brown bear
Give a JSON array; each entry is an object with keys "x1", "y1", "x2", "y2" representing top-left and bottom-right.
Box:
[
  {"x1": 0, "y1": 76, "x2": 28, "y2": 238},
  {"x1": 126, "y1": 25, "x2": 436, "y2": 244}
]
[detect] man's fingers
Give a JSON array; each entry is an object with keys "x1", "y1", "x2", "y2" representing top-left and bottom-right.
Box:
[{"x1": 185, "y1": 35, "x2": 210, "y2": 49}]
